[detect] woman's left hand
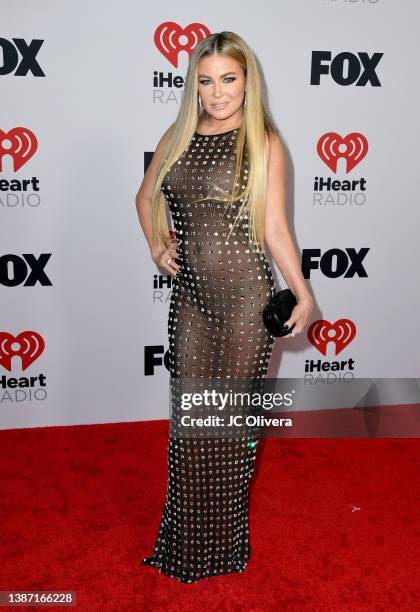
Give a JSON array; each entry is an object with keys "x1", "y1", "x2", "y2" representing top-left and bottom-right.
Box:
[{"x1": 283, "y1": 298, "x2": 314, "y2": 338}]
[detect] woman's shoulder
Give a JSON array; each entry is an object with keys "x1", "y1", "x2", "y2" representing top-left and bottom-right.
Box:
[
  {"x1": 265, "y1": 128, "x2": 284, "y2": 159},
  {"x1": 265, "y1": 127, "x2": 281, "y2": 145},
  {"x1": 156, "y1": 123, "x2": 175, "y2": 149}
]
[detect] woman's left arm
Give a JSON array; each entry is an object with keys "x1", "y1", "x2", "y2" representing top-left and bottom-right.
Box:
[{"x1": 264, "y1": 132, "x2": 314, "y2": 337}]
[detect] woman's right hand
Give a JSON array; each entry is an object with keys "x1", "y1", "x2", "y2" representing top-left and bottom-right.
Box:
[{"x1": 151, "y1": 239, "x2": 182, "y2": 278}]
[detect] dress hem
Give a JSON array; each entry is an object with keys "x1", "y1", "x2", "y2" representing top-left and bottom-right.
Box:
[{"x1": 141, "y1": 555, "x2": 248, "y2": 584}]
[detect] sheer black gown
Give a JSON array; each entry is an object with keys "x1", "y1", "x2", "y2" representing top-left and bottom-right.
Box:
[{"x1": 141, "y1": 127, "x2": 276, "y2": 583}]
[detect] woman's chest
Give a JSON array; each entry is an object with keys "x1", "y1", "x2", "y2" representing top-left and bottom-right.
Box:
[{"x1": 161, "y1": 134, "x2": 247, "y2": 208}]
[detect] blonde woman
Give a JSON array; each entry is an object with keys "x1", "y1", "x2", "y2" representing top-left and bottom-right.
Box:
[{"x1": 135, "y1": 31, "x2": 314, "y2": 583}]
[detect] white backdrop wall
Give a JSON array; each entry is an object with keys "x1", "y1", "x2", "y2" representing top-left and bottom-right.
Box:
[{"x1": 1, "y1": 0, "x2": 419, "y2": 430}]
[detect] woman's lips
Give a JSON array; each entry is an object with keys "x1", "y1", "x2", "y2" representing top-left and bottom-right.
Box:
[{"x1": 213, "y1": 102, "x2": 228, "y2": 109}]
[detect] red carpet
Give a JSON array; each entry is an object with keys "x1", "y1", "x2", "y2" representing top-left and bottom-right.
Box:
[{"x1": 0, "y1": 420, "x2": 419, "y2": 611}]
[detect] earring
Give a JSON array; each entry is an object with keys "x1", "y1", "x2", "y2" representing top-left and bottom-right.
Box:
[{"x1": 198, "y1": 96, "x2": 202, "y2": 110}]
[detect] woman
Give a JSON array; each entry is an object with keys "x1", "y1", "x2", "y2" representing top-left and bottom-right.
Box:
[{"x1": 135, "y1": 31, "x2": 314, "y2": 583}]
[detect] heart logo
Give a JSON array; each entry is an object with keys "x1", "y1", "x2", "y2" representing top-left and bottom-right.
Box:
[
  {"x1": 0, "y1": 331, "x2": 45, "y2": 371},
  {"x1": 154, "y1": 22, "x2": 211, "y2": 67},
  {"x1": 0, "y1": 127, "x2": 38, "y2": 172},
  {"x1": 317, "y1": 132, "x2": 368, "y2": 173},
  {"x1": 307, "y1": 319, "x2": 356, "y2": 356}
]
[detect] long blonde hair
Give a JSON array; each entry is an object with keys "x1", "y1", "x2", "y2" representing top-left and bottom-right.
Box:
[{"x1": 151, "y1": 31, "x2": 278, "y2": 252}]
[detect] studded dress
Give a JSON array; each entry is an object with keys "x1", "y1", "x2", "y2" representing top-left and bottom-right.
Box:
[{"x1": 141, "y1": 127, "x2": 276, "y2": 583}]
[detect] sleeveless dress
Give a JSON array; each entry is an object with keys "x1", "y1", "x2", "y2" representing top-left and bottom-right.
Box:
[{"x1": 141, "y1": 127, "x2": 276, "y2": 583}]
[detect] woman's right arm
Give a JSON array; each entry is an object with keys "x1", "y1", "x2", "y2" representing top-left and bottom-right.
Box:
[{"x1": 134, "y1": 127, "x2": 181, "y2": 277}]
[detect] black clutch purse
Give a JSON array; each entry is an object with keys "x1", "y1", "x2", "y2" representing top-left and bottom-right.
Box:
[{"x1": 262, "y1": 288, "x2": 297, "y2": 337}]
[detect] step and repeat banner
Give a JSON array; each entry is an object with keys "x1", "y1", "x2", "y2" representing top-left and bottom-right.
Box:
[{"x1": 1, "y1": 1, "x2": 419, "y2": 429}]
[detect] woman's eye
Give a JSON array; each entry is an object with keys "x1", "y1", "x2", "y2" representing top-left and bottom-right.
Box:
[{"x1": 199, "y1": 77, "x2": 236, "y2": 85}]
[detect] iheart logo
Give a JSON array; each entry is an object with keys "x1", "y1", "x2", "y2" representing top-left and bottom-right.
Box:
[
  {"x1": 0, "y1": 331, "x2": 45, "y2": 371},
  {"x1": 317, "y1": 132, "x2": 368, "y2": 173},
  {"x1": 0, "y1": 127, "x2": 38, "y2": 172},
  {"x1": 154, "y1": 22, "x2": 211, "y2": 67},
  {"x1": 307, "y1": 319, "x2": 356, "y2": 356}
]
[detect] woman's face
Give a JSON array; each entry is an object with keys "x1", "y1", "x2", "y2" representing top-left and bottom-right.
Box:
[{"x1": 197, "y1": 54, "x2": 246, "y2": 122}]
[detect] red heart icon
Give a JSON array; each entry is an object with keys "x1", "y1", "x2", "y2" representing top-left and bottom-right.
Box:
[
  {"x1": 154, "y1": 22, "x2": 211, "y2": 68},
  {"x1": 317, "y1": 132, "x2": 368, "y2": 173},
  {"x1": 0, "y1": 331, "x2": 45, "y2": 371},
  {"x1": 0, "y1": 127, "x2": 38, "y2": 172},
  {"x1": 307, "y1": 319, "x2": 356, "y2": 356}
]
